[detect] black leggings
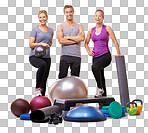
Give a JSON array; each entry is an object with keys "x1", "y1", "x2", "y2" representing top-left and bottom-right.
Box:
[
  {"x1": 58, "y1": 55, "x2": 81, "y2": 79},
  {"x1": 29, "y1": 56, "x2": 51, "y2": 96},
  {"x1": 92, "y1": 52, "x2": 112, "y2": 96}
]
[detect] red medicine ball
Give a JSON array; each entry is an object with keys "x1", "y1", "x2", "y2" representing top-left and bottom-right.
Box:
[{"x1": 30, "y1": 96, "x2": 51, "y2": 111}]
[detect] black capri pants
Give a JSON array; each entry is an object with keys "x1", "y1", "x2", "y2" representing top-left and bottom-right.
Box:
[
  {"x1": 92, "y1": 52, "x2": 112, "y2": 96},
  {"x1": 29, "y1": 56, "x2": 51, "y2": 96}
]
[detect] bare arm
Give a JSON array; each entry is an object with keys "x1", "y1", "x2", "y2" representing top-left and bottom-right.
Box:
[
  {"x1": 106, "y1": 26, "x2": 121, "y2": 55},
  {"x1": 29, "y1": 37, "x2": 49, "y2": 48},
  {"x1": 85, "y1": 29, "x2": 94, "y2": 56},
  {"x1": 57, "y1": 24, "x2": 77, "y2": 45},
  {"x1": 64, "y1": 24, "x2": 85, "y2": 43},
  {"x1": 50, "y1": 36, "x2": 53, "y2": 47}
]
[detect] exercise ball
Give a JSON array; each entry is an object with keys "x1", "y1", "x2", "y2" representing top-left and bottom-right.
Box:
[
  {"x1": 64, "y1": 105, "x2": 106, "y2": 122},
  {"x1": 30, "y1": 96, "x2": 51, "y2": 111},
  {"x1": 34, "y1": 45, "x2": 47, "y2": 58},
  {"x1": 49, "y1": 76, "x2": 88, "y2": 103},
  {"x1": 11, "y1": 98, "x2": 30, "y2": 117}
]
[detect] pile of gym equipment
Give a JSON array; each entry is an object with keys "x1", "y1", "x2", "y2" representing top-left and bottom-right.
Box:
[{"x1": 11, "y1": 56, "x2": 143, "y2": 124}]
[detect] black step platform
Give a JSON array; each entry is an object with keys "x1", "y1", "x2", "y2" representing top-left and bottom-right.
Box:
[{"x1": 54, "y1": 97, "x2": 115, "y2": 111}]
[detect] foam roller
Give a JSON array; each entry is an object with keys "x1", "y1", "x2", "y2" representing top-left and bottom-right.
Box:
[
  {"x1": 115, "y1": 56, "x2": 130, "y2": 108},
  {"x1": 30, "y1": 105, "x2": 62, "y2": 124}
]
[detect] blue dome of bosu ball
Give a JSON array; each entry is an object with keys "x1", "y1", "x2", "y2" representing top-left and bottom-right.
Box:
[{"x1": 64, "y1": 106, "x2": 106, "y2": 122}]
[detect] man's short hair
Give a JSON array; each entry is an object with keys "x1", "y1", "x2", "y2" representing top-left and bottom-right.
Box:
[{"x1": 63, "y1": 5, "x2": 74, "y2": 12}]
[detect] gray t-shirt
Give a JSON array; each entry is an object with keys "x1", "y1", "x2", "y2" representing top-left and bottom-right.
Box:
[{"x1": 29, "y1": 26, "x2": 54, "y2": 58}]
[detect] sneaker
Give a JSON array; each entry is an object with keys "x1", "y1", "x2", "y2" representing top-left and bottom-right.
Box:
[
  {"x1": 35, "y1": 88, "x2": 42, "y2": 96},
  {"x1": 94, "y1": 88, "x2": 104, "y2": 98}
]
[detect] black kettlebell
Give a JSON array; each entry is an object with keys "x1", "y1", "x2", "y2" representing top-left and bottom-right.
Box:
[{"x1": 34, "y1": 45, "x2": 47, "y2": 58}]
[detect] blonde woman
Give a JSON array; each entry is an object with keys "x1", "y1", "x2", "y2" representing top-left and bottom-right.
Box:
[{"x1": 29, "y1": 10, "x2": 54, "y2": 96}]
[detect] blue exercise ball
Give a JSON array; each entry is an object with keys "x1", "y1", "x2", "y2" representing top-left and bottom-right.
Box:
[{"x1": 64, "y1": 106, "x2": 106, "y2": 122}]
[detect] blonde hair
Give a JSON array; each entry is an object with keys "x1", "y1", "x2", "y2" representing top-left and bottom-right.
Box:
[
  {"x1": 38, "y1": 10, "x2": 48, "y2": 18},
  {"x1": 63, "y1": 5, "x2": 74, "y2": 12}
]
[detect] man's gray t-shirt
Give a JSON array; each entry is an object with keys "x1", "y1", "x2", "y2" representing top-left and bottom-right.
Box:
[{"x1": 29, "y1": 26, "x2": 54, "y2": 58}]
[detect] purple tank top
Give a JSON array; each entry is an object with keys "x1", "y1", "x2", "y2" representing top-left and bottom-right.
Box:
[{"x1": 91, "y1": 25, "x2": 110, "y2": 57}]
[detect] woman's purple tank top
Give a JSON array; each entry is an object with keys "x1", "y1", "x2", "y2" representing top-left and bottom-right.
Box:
[{"x1": 91, "y1": 25, "x2": 110, "y2": 58}]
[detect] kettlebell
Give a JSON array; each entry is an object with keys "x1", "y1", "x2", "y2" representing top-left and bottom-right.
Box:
[
  {"x1": 131, "y1": 99, "x2": 143, "y2": 115},
  {"x1": 34, "y1": 45, "x2": 47, "y2": 58},
  {"x1": 126, "y1": 102, "x2": 137, "y2": 115}
]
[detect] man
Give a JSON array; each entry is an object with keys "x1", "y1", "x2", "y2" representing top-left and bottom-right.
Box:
[{"x1": 57, "y1": 5, "x2": 85, "y2": 79}]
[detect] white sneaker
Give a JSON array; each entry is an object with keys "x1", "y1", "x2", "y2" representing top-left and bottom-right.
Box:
[
  {"x1": 94, "y1": 88, "x2": 104, "y2": 98},
  {"x1": 35, "y1": 88, "x2": 42, "y2": 96}
]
